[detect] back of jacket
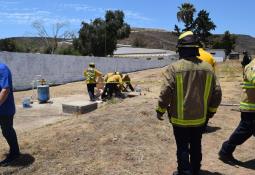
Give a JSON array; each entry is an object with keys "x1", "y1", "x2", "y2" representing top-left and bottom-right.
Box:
[
  {"x1": 107, "y1": 74, "x2": 122, "y2": 84},
  {"x1": 158, "y1": 58, "x2": 222, "y2": 127},
  {"x1": 84, "y1": 67, "x2": 102, "y2": 84},
  {"x1": 240, "y1": 59, "x2": 255, "y2": 112}
]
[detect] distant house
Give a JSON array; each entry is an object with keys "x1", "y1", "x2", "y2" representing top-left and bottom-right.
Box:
[
  {"x1": 206, "y1": 49, "x2": 226, "y2": 62},
  {"x1": 116, "y1": 44, "x2": 132, "y2": 48},
  {"x1": 113, "y1": 46, "x2": 178, "y2": 60},
  {"x1": 228, "y1": 51, "x2": 240, "y2": 60}
]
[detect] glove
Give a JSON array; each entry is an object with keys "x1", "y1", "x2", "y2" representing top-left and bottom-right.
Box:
[
  {"x1": 207, "y1": 112, "x2": 215, "y2": 119},
  {"x1": 156, "y1": 109, "x2": 164, "y2": 120}
]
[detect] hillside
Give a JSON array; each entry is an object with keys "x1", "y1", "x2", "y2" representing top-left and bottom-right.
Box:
[
  {"x1": 1, "y1": 28, "x2": 255, "y2": 54},
  {"x1": 119, "y1": 28, "x2": 255, "y2": 54},
  {"x1": 234, "y1": 34, "x2": 255, "y2": 54},
  {"x1": 0, "y1": 37, "x2": 64, "y2": 53},
  {"x1": 119, "y1": 29, "x2": 178, "y2": 51}
]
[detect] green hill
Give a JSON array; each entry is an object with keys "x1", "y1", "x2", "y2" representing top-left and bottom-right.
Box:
[
  {"x1": 119, "y1": 28, "x2": 255, "y2": 54},
  {"x1": 1, "y1": 28, "x2": 255, "y2": 55}
]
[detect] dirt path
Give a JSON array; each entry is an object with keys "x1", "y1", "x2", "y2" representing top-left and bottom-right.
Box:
[{"x1": 0, "y1": 61, "x2": 254, "y2": 175}]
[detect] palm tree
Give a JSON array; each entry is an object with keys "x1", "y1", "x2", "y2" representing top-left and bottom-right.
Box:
[
  {"x1": 177, "y1": 3, "x2": 196, "y2": 31},
  {"x1": 193, "y1": 10, "x2": 216, "y2": 46}
]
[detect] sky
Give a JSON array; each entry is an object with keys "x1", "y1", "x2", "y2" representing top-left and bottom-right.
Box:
[{"x1": 0, "y1": 0, "x2": 255, "y2": 38}]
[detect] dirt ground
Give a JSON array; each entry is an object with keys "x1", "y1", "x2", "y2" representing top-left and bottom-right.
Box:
[{"x1": 0, "y1": 60, "x2": 255, "y2": 175}]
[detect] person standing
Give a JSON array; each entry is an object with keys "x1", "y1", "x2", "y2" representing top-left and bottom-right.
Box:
[
  {"x1": 156, "y1": 31, "x2": 222, "y2": 175},
  {"x1": 0, "y1": 63, "x2": 20, "y2": 166},
  {"x1": 197, "y1": 47, "x2": 217, "y2": 133},
  {"x1": 219, "y1": 58, "x2": 255, "y2": 163},
  {"x1": 241, "y1": 51, "x2": 251, "y2": 69},
  {"x1": 121, "y1": 74, "x2": 134, "y2": 92},
  {"x1": 198, "y1": 48, "x2": 216, "y2": 71},
  {"x1": 84, "y1": 62, "x2": 102, "y2": 101}
]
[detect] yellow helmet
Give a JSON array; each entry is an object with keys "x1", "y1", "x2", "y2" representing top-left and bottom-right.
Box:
[
  {"x1": 177, "y1": 31, "x2": 200, "y2": 48},
  {"x1": 198, "y1": 48, "x2": 216, "y2": 69},
  {"x1": 89, "y1": 62, "x2": 95, "y2": 68},
  {"x1": 115, "y1": 71, "x2": 123, "y2": 77}
]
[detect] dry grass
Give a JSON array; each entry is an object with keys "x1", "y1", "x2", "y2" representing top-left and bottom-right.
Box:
[{"x1": 0, "y1": 60, "x2": 254, "y2": 175}]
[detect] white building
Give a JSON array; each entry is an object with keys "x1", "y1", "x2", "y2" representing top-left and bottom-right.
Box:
[
  {"x1": 206, "y1": 49, "x2": 226, "y2": 62},
  {"x1": 114, "y1": 47, "x2": 178, "y2": 60}
]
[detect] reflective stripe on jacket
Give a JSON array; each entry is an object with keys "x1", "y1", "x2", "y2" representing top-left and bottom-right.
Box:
[
  {"x1": 240, "y1": 59, "x2": 255, "y2": 112},
  {"x1": 84, "y1": 68, "x2": 102, "y2": 84},
  {"x1": 157, "y1": 58, "x2": 222, "y2": 127}
]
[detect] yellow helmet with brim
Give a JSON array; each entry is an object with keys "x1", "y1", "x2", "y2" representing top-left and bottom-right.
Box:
[
  {"x1": 89, "y1": 62, "x2": 95, "y2": 68},
  {"x1": 177, "y1": 31, "x2": 200, "y2": 48}
]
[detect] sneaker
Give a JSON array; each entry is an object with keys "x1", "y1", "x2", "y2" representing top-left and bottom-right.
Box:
[{"x1": 0, "y1": 153, "x2": 20, "y2": 166}]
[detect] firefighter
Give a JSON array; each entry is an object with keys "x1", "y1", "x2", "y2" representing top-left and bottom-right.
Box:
[
  {"x1": 219, "y1": 59, "x2": 255, "y2": 163},
  {"x1": 156, "y1": 31, "x2": 222, "y2": 175},
  {"x1": 104, "y1": 72, "x2": 114, "y2": 82},
  {"x1": 241, "y1": 51, "x2": 251, "y2": 68},
  {"x1": 84, "y1": 62, "x2": 102, "y2": 101},
  {"x1": 198, "y1": 48, "x2": 216, "y2": 71},
  {"x1": 198, "y1": 48, "x2": 216, "y2": 133},
  {"x1": 101, "y1": 72, "x2": 123, "y2": 100},
  {"x1": 121, "y1": 74, "x2": 134, "y2": 92}
]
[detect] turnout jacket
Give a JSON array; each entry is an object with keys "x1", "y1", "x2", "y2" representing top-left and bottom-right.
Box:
[
  {"x1": 106, "y1": 74, "x2": 123, "y2": 84},
  {"x1": 240, "y1": 59, "x2": 255, "y2": 112},
  {"x1": 84, "y1": 67, "x2": 102, "y2": 84},
  {"x1": 157, "y1": 58, "x2": 222, "y2": 127}
]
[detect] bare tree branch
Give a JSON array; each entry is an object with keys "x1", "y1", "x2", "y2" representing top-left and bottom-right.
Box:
[{"x1": 32, "y1": 20, "x2": 69, "y2": 54}]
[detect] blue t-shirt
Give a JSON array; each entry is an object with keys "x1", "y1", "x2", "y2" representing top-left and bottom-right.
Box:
[{"x1": 0, "y1": 64, "x2": 15, "y2": 116}]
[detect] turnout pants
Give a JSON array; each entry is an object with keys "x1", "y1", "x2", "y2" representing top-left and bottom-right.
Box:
[
  {"x1": 173, "y1": 126, "x2": 203, "y2": 175},
  {"x1": 220, "y1": 112, "x2": 255, "y2": 155},
  {"x1": 0, "y1": 115, "x2": 20, "y2": 155},
  {"x1": 87, "y1": 83, "x2": 96, "y2": 101},
  {"x1": 101, "y1": 83, "x2": 120, "y2": 99}
]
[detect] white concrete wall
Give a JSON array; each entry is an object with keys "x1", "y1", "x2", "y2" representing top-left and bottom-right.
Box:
[{"x1": 0, "y1": 52, "x2": 177, "y2": 90}]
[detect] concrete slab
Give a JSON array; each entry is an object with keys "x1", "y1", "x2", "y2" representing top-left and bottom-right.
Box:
[{"x1": 62, "y1": 101, "x2": 99, "y2": 114}]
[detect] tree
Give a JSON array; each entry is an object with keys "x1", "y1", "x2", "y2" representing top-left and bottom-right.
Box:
[
  {"x1": 212, "y1": 31, "x2": 236, "y2": 56},
  {"x1": 176, "y1": 3, "x2": 196, "y2": 31},
  {"x1": 32, "y1": 20, "x2": 71, "y2": 54},
  {"x1": 77, "y1": 10, "x2": 131, "y2": 56},
  {"x1": 0, "y1": 38, "x2": 17, "y2": 52},
  {"x1": 132, "y1": 37, "x2": 147, "y2": 47},
  {"x1": 77, "y1": 18, "x2": 106, "y2": 56},
  {"x1": 174, "y1": 3, "x2": 216, "y2": 45},
  {"x1": 193, "y1": 10, "x2": 216, "y2": 46},
  {"x1": 104, "y1": 10, "x2": 131, "y2": 56},
  {"x1": 173, "y1": 25, "x2": 181, "y2": 36}
]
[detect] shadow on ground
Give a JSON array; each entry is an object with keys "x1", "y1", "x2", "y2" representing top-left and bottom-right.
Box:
[
  {"x1": 238, "y1": 159, "x2": 255, "y2": 170},
  {"x1": 9, "y1": 153, "x2": 35, "y2": 167},
  {"x1": 203, "y1": 126, "x2": 221, "y2": 134},
  {"x1": 218, "y1": 157, "x2": 255, "y2": 170},
  {"x1": 200, "y1": 170, "x2": 223, "y2": 175}
]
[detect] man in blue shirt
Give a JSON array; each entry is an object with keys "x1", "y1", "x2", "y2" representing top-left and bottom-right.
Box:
[{"x1": 0, "y1": 63, "x2": 20, "y2": 166}]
